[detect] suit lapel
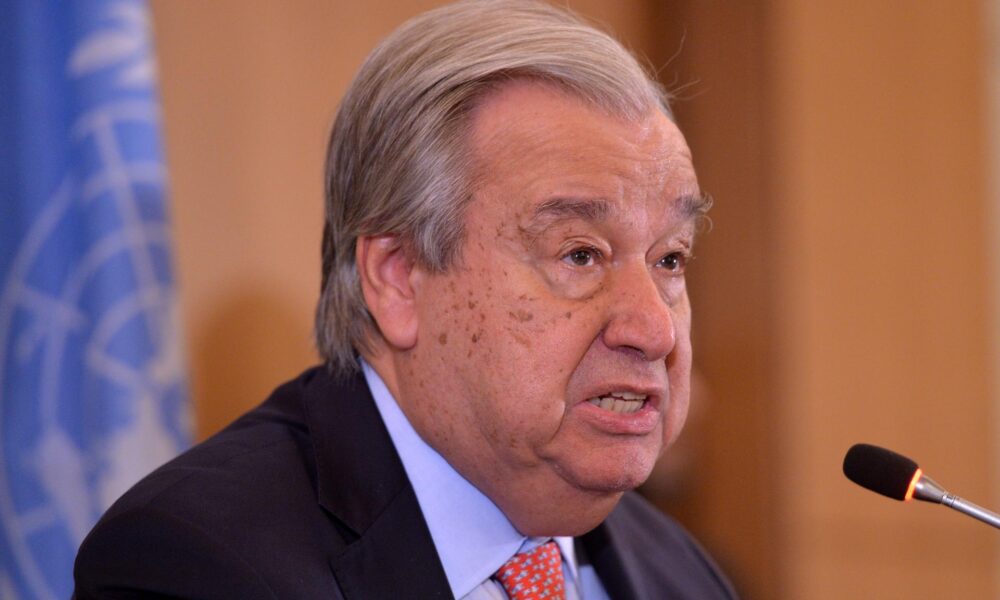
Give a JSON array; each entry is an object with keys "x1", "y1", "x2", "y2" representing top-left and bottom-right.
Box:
[
  {"x1": 578, "y1": 521, "x2": 640, "y2": 600},
  {"x1": 302, "y1": 371, "x2": 452, "y2": 599},
  {"x1": 331, "y1": 483, "x2": 453, "y2": 599}
]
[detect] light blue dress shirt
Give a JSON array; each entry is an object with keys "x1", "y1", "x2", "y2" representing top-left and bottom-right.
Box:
[{"x1": 363, "y1": 362, "x2": 610, "y2": 600}]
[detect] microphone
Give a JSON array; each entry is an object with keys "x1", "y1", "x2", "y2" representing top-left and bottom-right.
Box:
[{"x1": 843, "y1": 443, "x2": 1000, "y2": 530}]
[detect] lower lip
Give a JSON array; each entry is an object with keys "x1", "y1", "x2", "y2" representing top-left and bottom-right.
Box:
[{"x1": 575, "y1": 399, "x2": 662, "y2": 435}]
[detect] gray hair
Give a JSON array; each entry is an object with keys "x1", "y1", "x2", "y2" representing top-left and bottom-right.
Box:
[{"x1": 315, "y1": 0, "x2": 671, "y2": 376}]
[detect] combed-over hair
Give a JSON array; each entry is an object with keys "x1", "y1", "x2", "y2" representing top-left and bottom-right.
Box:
[{"x1": 315, "y1": 0, "x2": 670, "y2": 375}]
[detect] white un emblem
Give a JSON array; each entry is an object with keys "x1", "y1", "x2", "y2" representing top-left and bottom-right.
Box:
[{"x1": 0, "y1": 4, "x2": 190, "y2": 599}]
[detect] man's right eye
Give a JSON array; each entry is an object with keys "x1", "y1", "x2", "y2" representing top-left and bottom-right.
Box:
[{"x1": 563, "y1": 247, "x2": 599, "y2": 267}]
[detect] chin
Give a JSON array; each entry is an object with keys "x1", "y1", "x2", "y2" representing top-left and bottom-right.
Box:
[
  {"x1": 505, "y1": 459, "x2": 657, "y2": 537},
  {"x1": 574, "y1": 437, "x2": 663, "y2": 484},
  {"x1": 579, "y1": 468, "x2": 654, "y2": 494},
  {"x1": 558, "y1": 452, "x2": 659, "y2": 495}
]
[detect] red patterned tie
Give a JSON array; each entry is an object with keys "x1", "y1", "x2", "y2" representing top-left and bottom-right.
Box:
[{"x1": 494, "y1": 540, "x2": 566, "y2": 600}]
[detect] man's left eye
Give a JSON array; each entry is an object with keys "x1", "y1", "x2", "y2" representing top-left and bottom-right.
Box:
[{"x1": 658, "y1": 252, "x2": 689, "y2": 273}]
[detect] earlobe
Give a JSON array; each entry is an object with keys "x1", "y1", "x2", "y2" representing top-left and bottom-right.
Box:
[{"x1": 356, "y1": 235, "x2": 420, "y2": 350}]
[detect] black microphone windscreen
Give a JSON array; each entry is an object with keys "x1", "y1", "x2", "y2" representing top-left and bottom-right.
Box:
[{"x1": 843, "y1": 443, "x2": 919, "y2": 501}]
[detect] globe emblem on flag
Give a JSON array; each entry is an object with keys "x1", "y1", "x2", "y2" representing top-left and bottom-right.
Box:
[{"x1": 0, "y1": 4, "x2": 190, "y2": 598}]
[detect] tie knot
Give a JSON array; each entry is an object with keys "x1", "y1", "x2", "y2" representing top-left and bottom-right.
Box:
[{"x1": 494, "y1": 541, "x2": 565, "y2": 600}]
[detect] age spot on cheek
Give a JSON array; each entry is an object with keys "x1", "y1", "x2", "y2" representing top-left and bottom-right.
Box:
[
  {"x1": 508, "y1": 309, "x2": 533, "y2": 322},
  {"x1": 438, "y1": 333, "x2": 447, "y2": 345},
  {"x1": 507, "y1": 327, "x2": 532, "y2": 347}
]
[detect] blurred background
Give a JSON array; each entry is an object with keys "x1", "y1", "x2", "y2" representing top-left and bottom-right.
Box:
[{"x1": 149, "y1": 1, "x2": 998, "y2": 598}]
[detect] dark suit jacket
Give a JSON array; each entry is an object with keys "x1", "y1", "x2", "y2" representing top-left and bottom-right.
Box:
[{"x1": 74, "y1": 367, "x2": 738, "y2": 599}]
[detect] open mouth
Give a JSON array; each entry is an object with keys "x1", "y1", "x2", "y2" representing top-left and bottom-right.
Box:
[{"x1": 586, "y1": 391, "x2": 648, "y2": 415}]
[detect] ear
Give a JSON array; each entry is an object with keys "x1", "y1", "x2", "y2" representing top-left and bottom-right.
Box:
[{"x1": 356, "y1": 234, "x2": 420, "y2": 350}]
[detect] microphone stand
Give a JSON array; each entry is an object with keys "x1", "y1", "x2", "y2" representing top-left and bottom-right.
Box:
[{"x1": 913, "y1": 475, "x2": 1000, "y2": 530}]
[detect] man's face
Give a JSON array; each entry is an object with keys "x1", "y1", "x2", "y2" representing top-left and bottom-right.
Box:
[{"x1": 393, "y1": 81, "x2": 703, "y2": 534}]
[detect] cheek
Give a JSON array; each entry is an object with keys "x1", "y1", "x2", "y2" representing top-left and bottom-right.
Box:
[
  {"x1": 664, "y1": 330, "x2": 693, "y2": 446},
  {"x1": 665, "y1": 377, "x2": 691, "y2": 447},
  {"x1": 427, "y1": 282, "x2": 551, "y2": 408},
  {"x1": 468, "y1": 271, "x2": 581, "y2": 360},
  {"x1": 501, "y1": 295, "x2": 604, "y2": 389},
  {"x1": 473, "y1": 298, "x2": 593, "y2": 444}
]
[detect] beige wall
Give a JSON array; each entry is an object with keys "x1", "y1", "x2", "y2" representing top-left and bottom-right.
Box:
[
  {"x1": 772, "y1": 2, "x2": 996, "y2": 597},
  {"x1": 152, "y1": 1, "x2": 998, "y2": 597}
]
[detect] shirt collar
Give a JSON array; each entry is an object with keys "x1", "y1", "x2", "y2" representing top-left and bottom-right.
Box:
[{"x1": 362, "y1": 362, "x2": 578, "y2": 597}]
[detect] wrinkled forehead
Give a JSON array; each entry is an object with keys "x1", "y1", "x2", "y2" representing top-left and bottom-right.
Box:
[{"x1": 467, "y1": 81, "x2": 700, "y2": 218}]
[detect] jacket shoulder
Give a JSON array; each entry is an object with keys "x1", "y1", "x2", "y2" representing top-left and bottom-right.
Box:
[{"x1": 74, "y1": 367, "x2": 351, "y2": 600}]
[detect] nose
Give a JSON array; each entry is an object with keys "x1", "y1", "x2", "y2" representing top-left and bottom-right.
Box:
[{"x1": 600, "y1": 262, "x2": 677, "y2": 362}]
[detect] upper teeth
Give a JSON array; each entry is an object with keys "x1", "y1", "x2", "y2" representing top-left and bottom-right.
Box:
[{"x1": 587, "y1": 392, "x2": 647, "y2": 414}]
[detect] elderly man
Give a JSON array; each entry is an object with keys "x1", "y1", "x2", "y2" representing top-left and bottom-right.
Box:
[{"x1": 74, "y1": 1, "x2": 736, "y2": 598}]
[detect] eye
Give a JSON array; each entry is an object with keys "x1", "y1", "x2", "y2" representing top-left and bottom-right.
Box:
[
  {"x1": 562, "y1": 247, "x2": 601, "y2": 267},
  {"x1": 658, "y1": 251, "x2": 690, "y2": 273}
]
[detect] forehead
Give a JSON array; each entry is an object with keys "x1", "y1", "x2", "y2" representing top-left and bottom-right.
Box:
[{"x1": 467, "y1": 81, "x2": 699, "y2": 215}]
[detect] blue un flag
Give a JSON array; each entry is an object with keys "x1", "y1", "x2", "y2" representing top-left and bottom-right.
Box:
[{"x1": 0, "y1": 2, "x2": 191, "y2": 597}]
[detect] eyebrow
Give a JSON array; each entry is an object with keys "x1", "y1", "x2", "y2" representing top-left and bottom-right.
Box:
[
  {"x1": 529, "y1": 192, "x2": 712, "y2": 226},
  {"x1": 531, "y1": 197, "x2": 612, "y2": 223},
  {"x1": 677, "y1": 192, "x2": 713, "y2": 221}
]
